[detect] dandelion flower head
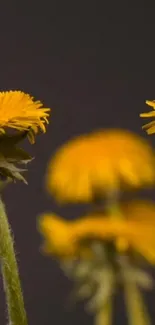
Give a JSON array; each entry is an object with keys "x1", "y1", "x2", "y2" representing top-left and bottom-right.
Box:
[
  {"x1": 38, "y1": 200, "x2": 155, "y2": 264},
  {"x1": 140, "y1": 100, "x2": 155, "y2": 135},
  {"x1": 0, "y1": 90, "x2": 51, "y2": 182},
  {"x1": 46, "y1": 129, "x2": 155, "y2": 202},
  {"x1": 0, "y1": 90, "x2": 50, "y2": 143}
]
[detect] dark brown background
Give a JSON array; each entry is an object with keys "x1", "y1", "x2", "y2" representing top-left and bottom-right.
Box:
[{"x1": 0, "y1": 1, "x2": 155, "y2": 324}]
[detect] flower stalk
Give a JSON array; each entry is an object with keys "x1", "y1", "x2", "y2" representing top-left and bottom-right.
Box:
[
  {"x1": 0, "y1": 197, "x2": 27, "y2": 325},
  {"x1": 95, "y1": 301, "x2": 112, "y2": 325},
  {"x1": 124, "y1": 278, "x2": 151, "y2": 325}
]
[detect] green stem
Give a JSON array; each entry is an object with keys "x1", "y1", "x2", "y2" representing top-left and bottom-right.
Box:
[
  {"x1": 95, "y1": 301, "x2": 112, "y2": 325},
  {"x1": 124, "y1": 280, "x2": 151, "y2": 325},
  {"x1": 105, "y1": 190, "x2": 123, "y2": 219},
  {"x1": 0, "y1": 198, "x2": 28, "y2": 325}
]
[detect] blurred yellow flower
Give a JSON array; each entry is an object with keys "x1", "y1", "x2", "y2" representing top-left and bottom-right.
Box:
[
  {"x1": 46, "y1": 129, "x2": 155, "y2": 202},
  {"x1": 140, "y1": 100, "x2": 155, "y2": 134},
  {"x1": 0, "y1": 90, "x2": 50, "y2": 143},
  {"x1": 38, "y1": 201, "x2": 155, "y2": 264}
]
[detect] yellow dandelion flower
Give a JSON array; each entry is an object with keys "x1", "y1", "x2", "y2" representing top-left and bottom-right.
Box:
[
  {"x1": 39, "y1": 202, "x2": 154, "y2": 325},
  {"x1": 0, "y1": 90, "x2": 50, "y2": 143},
  {"x1": 140, "y1": 100, "x2": 155, "y2": 134},
  {"x1": 38, "y1": 200, "x2": 155, "y2": 264},
  {"x1": 46, "y1": 129, "x2": 155, "y2": 203},
  {"x1": 0, "y1": 91, "x2": 51, "y2": 183}
]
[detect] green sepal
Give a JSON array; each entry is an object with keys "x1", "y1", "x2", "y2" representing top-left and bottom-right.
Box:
[
  {"x1": 0, "y1": 160, "x2": 28, "y2": 184},
  {"x1": 0, "y1": 131, "x2": 32, "y2": 163},
  {"x1": 0, "y1": 131, "x2": 33, "y2": 184}
]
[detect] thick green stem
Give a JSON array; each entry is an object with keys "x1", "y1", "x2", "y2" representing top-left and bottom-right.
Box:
[
  {"x1": 0, "y1": 198, "x2": 28, "y2": 325},
  {"x1": 95, "y1": 301, "x2": 112, "y2": 325},
  {"x1": 124, "y1": 280, "x2": 151, "y2": 325},
  {"x1": 105, "y1": 190, "x2": 123, "y2": 219}
]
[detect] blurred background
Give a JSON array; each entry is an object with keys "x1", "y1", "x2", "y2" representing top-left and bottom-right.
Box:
[{"x1": 0, "y1": 1, "x2": 155, "y2": 324}]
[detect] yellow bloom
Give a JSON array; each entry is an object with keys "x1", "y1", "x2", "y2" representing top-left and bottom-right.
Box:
[
  {"x1": 38, "y1": 201, "x2": 155, "y2": 264},
  {"x1": 46, "y1": 129, "x2": 155, "y2": 202},
  {"x1": 140, "y1": 100, "x2": 155, "y2": 134},
  {"x1": 0, "y1": 90, "x2": 51, "y2": 182},
  {"x1": 0, "y1": 90, "x2": 50, "y2": 143}
]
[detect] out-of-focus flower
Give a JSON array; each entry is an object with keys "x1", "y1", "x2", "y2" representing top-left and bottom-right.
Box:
[
  {"x1": 46, "y1": 129, "x2": 155, "y2": 203},
  {"x1": 38, "y1": 200, "x2": 155, "y2": 264},
  {"x1": 0, "y1": 91, "x2": 51, "y2": 183},
  {"x1": 140, "y1": 100, "x2": 155, "y2": 134},
  {"x1": 0, "y1": 90, "x2": 50, "y2": 143},
  {"x1": 38, "y1": 201, "x2": 155, "y2": 324}
]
